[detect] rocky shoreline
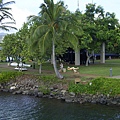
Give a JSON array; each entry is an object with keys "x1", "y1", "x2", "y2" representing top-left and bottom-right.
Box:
[{"x1": 0, "y1": 75, "x2": 120, "y2": 106}]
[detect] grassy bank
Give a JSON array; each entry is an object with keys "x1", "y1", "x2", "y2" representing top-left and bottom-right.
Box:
[
  {"x1": 0, "y1": 71, "x2": 120, "y2": 97},
  {"x1": 0, "y1": 71, "x2": 23, "y2": 83},
  {"x1": 68, "y1": 77, "x2": 120, "y2": 96}
]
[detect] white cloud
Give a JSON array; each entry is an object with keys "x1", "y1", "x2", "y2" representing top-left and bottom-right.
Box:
[{"x1": 11, "y1": 4, "x2": 34, "y2": 30}]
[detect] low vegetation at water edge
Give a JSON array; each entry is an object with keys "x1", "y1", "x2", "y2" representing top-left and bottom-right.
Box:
[
  {"x1": 0, "y1": 71, "x2": 120, "y2": 96},
  {"x1": 0, "y1": 71, "x2": 23, "y2": 83},
  {"x1": 68, "y1": 77, "x2": 120, "y2": 96}
]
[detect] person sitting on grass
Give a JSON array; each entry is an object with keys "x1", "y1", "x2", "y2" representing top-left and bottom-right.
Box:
[{"x1": 59, "y1": 63, "x2": 63, "y2": 72}]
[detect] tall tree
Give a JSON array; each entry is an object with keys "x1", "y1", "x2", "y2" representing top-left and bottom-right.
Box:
[
  {"x1": 1, "y1": 34, "x2": 17, "y2": 61},
  {"x1": 84, "y1": 3, "x2": 119, "y2": 63},
  {"x1": 96, "y1": 12, "x2": 119, "y2": 63},
  {"x1": 74, "y1": 9, "x2": 93, "y2": 66},
  {"x1": 29, "y1": 0, "x2": 78, "y2": 79}
]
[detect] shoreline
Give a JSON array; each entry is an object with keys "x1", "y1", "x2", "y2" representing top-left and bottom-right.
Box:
[{"x1": 0, "y1": 74, "x2": 120, "y2": 106}]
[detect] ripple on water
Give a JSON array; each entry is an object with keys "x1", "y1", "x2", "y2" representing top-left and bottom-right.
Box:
[{"x1": 0, "y1": 92, "x2": 120, "y2": 120}]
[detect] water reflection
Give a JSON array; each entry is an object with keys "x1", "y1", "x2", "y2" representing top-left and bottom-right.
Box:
[{"x1": 0, "y1": 92, "x2": 119, "y2": 120}]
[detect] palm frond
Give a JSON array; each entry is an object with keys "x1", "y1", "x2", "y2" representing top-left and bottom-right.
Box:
[
  {"x1": 0, "y1": 25, "x2": 17, "y2": 31},
  {"x1": 31, "y1": 24, "x2": 52, "y2": 54},
  {"x1": 62, "y1": 31, "x2": 78, "y2": 50},
  {"x1": 2, "y1": 1, "x2": 15, "y2": 6},
  {"x1": 33, "y1": 25, "x2": 49, "y2": 38}
]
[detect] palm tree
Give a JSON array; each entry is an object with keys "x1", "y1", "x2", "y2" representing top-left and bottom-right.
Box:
[
  {"x1": 28, "y1": 0, "x2": 78, "y2": 79},
  {"x1": 0, "y1": 0, "x2": 17, "y2": 31}
]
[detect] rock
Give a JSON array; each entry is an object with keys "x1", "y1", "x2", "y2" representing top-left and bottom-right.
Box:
[
  {"x1": 34, "y1": 89, "x2": 39, "y2": 96},
  {"x1": 49, "y1": 87, "x2": 54, "y2": 91},
  {"x1": 12, "y1": 90, "x2": 22, "y2": 94},
  {"x1": 22, "y1": 90, "x2": 29, "y2": 95},
  {"x1": 111, "y1": 101, "x2": 117, "y2": 105},
  {"x1": 91, "y1": 100, "x2": 97, "y2": 104},
  {"x1": 69, "y1": 92, "x2": 75, "y2": 97},
  {"x1": 10, "y1": 86, "x2": 16, "y2": 90},
  {"x1": 37, "y1": 92, "x2": 43, "y2": 97},
  {"x1": 65, "y1": 97, "x2": 73, "y2": 103},
  {"x1": 16, "y1": 90, "x2": 22, "y2": 94},
  {"x1": 99, "y1": 98, "x2": 107, "y2": 105},
  {"x1": 61, "y1": 90, "x2": 66, "y2": 95},
  {"x1": 2, "y1": 89, "x2": 9, "y2": 92},
  {"x1": 53, "y1": 85, "x2": 58, "y2": 89},
  {"x1": 50, "y1": 92, "x2": 55, "y2": 97}
]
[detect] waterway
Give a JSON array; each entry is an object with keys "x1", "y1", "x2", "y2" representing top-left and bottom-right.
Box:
[{"x1": 0, "y1": 92, "x2": 120, "y2": 120}]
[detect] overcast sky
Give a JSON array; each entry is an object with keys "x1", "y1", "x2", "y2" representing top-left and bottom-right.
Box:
[{"x1": 3, "y1": 0, "x2": 120, "y2": 32}]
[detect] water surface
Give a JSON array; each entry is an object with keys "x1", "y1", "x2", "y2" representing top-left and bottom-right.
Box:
[{"x1": 0, "y1": 92, "x2": 120, "y2": 120}]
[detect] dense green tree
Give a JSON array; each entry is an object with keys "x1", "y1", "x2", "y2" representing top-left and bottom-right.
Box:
[
  {"x1": 1, "y1": 33, "x2": 16, "y2": 61},
  {"x1": 1, "y1": 23, "x2": 30, "y2": 65},
  {"x1": 96, "y1": 12, "x2": 119, "y2": 63},
  {"x1": 84, "y1": 3, "x2": 119, "y2": 63},
  {"x1": 74, "y1": 10, "x2": 93, "y2": 66}
]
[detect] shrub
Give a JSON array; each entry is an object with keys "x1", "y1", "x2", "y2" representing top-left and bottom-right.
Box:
[
  {"x1": 68, "y1": 77, "x2": 120, "y2": 96},
  {"x1": 0, "y1": 71, "x2": 23, "y2": 83},
  {"x1": 38, "y1": 75, "x2": 59, "y2": 84},
  {"x1": 39, "y1": 86, "x2": 50, "y2": 95},
  {"x1": 68, "y1": 81, "x2": 87, "y2": 94}
]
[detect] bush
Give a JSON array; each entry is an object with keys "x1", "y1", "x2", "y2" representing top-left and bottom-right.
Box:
[
  {"x1": 68, "y1": 77, "x2": 120, "y2": 96},
  {"x1": 0, "y1": 71, "x2": 23, "y2": 83},
  {"x1": 39, "y1": 86, "x2": 50, "y2": 95}
]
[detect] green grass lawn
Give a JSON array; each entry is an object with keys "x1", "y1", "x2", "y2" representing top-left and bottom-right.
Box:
[
  {"x1": 78, "y1": 59, "x2": 120, "y2": 77},
  {"x1": 1, "y1": 59, "x2": 120, "y2": 77}
]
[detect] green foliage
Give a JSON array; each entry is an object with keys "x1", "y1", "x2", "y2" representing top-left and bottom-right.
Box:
[
  {"x1": 1, "y1": 34, "x2": 16, "y2": 60},
  {"x1": 38, "y1": 75, "x2": 59, "y2": 84},
  {"x1": 1, "y1": 23, "x2": 31, "y2": 63},
  {"x1": 68, "y1": 82, "x2": 87, "y2": 94},
  {"x1": 68, "y1": 77, "x2": 120, "y2": 96},
  {"x1": 0, "y1": 71, "x2": 23, "y2": 83},
  {"x1": 39, "y1": 86, "x2": 50, "y2": 95}
]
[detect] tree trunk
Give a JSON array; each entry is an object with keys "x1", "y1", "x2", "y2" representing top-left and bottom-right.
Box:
[
  {"x1": 32, "y1": 62, "x2": 35, "y2": 69},
  {"x1": 51, "y1": 54, "x2": 53, "y2": 64},
  {"x1": 85, "y1": 50, "x2": 90, "y2": 66},
  {"x1": 52, "y1": 40, "x2": 63, "y2": 79},
  {"x1": 85, "y1": 50, "x2": 95, "y2": 66},
  {"x1": 75, "y1": 49, "x2": 80, "y2": 66},
  {"x1": 39, "y1": 64, "x2": 42, "y2": 74},
  {"x1": 100, "y1": 42, "x2": 105, "y2": 63}
]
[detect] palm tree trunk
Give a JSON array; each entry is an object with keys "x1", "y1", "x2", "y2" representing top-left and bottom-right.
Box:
[
  {"x1": 52, "y1": 40, "x2": 63, "y2": 79},
  {"x1": 51, "y1": 54, "x2": 53, "y2": 64}
]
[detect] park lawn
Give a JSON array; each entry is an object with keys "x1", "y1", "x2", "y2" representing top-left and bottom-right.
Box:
[
  {"x1": 1, "y1": 59, "x2": 120, "y2": 77},
  {"x1": 79, "y1": 63, "x2": 120, "y2": 77}
]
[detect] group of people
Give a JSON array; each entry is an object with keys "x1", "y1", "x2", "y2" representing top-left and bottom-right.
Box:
[{"x1": 59, "y1": 63, "x2": 79, "y2": 73}]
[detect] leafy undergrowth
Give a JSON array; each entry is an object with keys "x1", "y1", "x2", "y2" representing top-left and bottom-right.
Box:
[
  {"x1": 0, "y1": 71, "x2": 23, "y2": 83},
  {"x1": 1, "y1": 71, "x2": 120, "y2": 97},
  {"x1": 68, "y1": 77, "x2": 120, "y2": 96},
  {"x1": 38, "y1": 75, "x2": 68, "y2": 84}
]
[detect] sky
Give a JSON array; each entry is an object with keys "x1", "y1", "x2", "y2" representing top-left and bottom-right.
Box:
[{"x1": 3, "y1": 0, "x2": 120, "y2": 32}]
